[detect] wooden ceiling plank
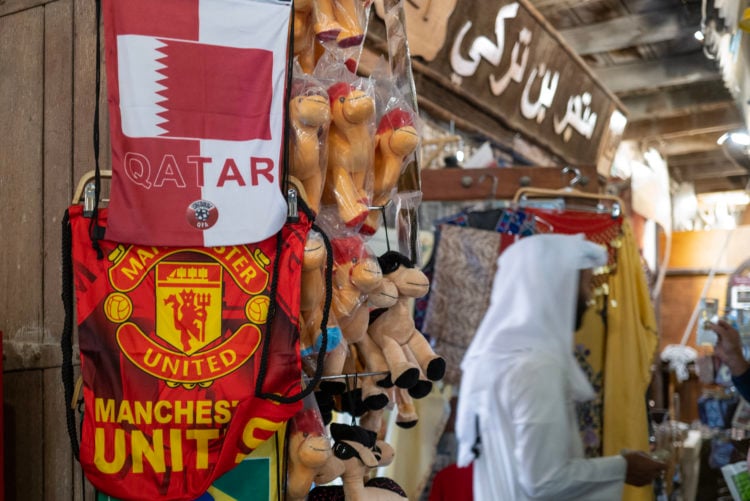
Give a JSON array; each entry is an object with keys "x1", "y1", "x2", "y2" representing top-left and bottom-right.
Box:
[
  {"x1": 620, "y1": 81, "x2": 733, "y2": 120},
  {"x1": 560, "y1": 8, "x2": 698, "y2": 56},
  {"x1": 675, "y1": 165, "x2": 747, "y2": 180},
  {"x1": 667, "y1": 149, "x2": 728, "y2": 166},
  {"x1": 623, "y1": 102, "x2": 742, "y2": 140},
  {"x1": 649, "y1": 128, "x2": 734, "y2": 156},
  {"x1": 694, "y1": 177, "x2": 749, "y2": 193},
  {"x1": 595, "y1": 52, "x2": 720, "y2": 94}
]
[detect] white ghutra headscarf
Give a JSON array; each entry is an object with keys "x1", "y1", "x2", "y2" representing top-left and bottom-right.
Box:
[{"x1": 456, "y1": 233, "x2": 607, "y2": 467}]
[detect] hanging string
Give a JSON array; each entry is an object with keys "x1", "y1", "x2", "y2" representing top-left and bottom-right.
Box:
[
  {"x1": 344, "y1": 373, "x2": 359, "y2": 426},
  {"x1": 381, "y1": 204, "x2": 391, "y2": 252},
  {"x1": 368, "y1": 200, "x2": 392, "y2": 252}
]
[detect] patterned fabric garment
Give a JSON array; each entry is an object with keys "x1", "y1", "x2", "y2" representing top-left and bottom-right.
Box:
[
  {"x1": 422, "y1": 225, "x2": 517, "y2": 385},
  {"x1": 415, "y1": 208, "x2": 535, "y2": 334}
]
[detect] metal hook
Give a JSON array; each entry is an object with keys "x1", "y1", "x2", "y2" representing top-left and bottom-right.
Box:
[
  {"x1": 561, "y1": 166, "x2": 587, "y2": 187},
  {"x1": 478, "y1": 173, "x2": 499, "y2": 200}
]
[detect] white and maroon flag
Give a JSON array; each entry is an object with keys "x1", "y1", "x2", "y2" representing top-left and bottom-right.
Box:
[{"x1": 103, "y1": 0, "x2": 292, "y2": 246}]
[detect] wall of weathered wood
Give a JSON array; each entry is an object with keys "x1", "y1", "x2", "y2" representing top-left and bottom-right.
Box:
[{"x1": 1, "y1": 0, "x2": 109, "y2": 498}]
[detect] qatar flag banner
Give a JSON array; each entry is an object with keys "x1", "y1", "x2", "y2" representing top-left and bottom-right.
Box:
[
  {"x1": 102, "y1": 0, "x2": 292, "y2": 246},
  {"x1": 67, "y1": 204, "x2": 310, "y2": 500}
]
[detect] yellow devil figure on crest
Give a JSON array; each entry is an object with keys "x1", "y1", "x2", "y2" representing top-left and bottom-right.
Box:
[{"x1": 156, "y1": 262, "x2": 222, "y2": 355}]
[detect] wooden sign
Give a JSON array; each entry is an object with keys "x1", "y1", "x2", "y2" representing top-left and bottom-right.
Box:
[{"x1": 377, "y1": 0, "x2": 627, "y2": 167}]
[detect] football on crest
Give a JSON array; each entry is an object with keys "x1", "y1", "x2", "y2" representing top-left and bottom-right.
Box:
[{"x1": 104, "y1": 292, "x2": 133, "y2": 323}]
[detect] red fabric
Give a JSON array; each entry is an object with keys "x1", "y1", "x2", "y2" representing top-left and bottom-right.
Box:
[
  {"x1": 523, "y1": 208, "x2": 622, "y2": 265},
  {"x1": 155, "y1": 40, "x2": 273, "y2": 141},
  {"x1": 428, "y1": 463, "x2": 474, "y2": 501},
  {"x1": 101, "y1": 0, "x2": 290, "y2": 246},
  {"x1": 69, "y1": 205, "x2": 310, "y2": 500}
]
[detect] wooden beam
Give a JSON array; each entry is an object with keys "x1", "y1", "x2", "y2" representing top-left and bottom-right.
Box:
[
  {"x1": 623, "y1": 102, "x2": 742, "y2": 140},
  {"x1": 667, "y1": 149, "x2": 728, "y2": 168},
  {"x1": 420, "y1": 165, "x2": 598, "y2": 201},
  {"x1": 595, "y1": 53, "x2": 721, "y2": 94},
  {"x1": 529, "y1": 0, "x2": 602, "y2": 12},
  {"x1": 675, "y1": 164, "x2": 747, "y2": 181},
  {"x1": 560, "y1": 9, "x2": 699, "y2": 56},
  {"x1": 694, "y1": 176, "x2": 749, "y2": 193},
  {"x1": 620, "y1": 81, "x2": 733, "y2": 121},
  {"x1": 651, "y1": 129, "x2": 733, "y2": 156},
  {"x1": 668, "y1": 151, "x2": 747, "y2": 181}
]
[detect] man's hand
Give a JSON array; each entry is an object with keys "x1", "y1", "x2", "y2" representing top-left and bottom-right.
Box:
[
  {"x1": 708, "y1": 319, "x2": 750, "y2": 376},
  {"x1": 622, "y1": 451, "x2": 666, "y2": 487}
]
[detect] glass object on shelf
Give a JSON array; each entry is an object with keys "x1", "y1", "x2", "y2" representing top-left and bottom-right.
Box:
[{"x1": 696, "y1": 298, "x2": 720, "y2": 345}]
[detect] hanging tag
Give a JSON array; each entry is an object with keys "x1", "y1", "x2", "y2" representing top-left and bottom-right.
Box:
[
  {"x1": 83, "y1": 183, "x2": 97, "y2": 217},
  {"x1": 288, "y1": 188, "x2": 299, "y2": 223}
]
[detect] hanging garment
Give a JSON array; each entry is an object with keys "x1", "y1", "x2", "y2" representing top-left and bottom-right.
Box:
[
  {"x1": 414, "y1": 208, "x2": 535, "y2": 334},
  {"x1": 421, "y1": 224, "x2": 516, "y2": 385},
  {"x1": 102, "y1": 0, "x2": 291, "y2": 246},
  {"x1": 63, "y1": 205, "x2": 311, "y2": 501},
  {"x1": 604, "y1": 220, "x2": 659, "y2": 501},
  {"x1": 573, "y1": 305, "x2": 607, "y2": 458},
  {"x1": 428, "y1": 463, "x2": 473, "y2": 501}
]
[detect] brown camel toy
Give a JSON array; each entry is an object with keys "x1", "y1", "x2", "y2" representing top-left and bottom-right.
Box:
[
  {"x1": 361, "y1": 108, "x2": 419, "y2": 236},
  {"x1": 289, "y1": 87, "x2": 331, "y2": 214},
  {"x1": 285, "y1": 408, "x2": 333, "y2": 501},
  {"x1": 307, "y1": 423, "x2": 407, "y2": 501},
  {"x1": 368, "y1": 251, "x2": 446, "y2": 388},
  {"x1": 313, "y1": 0, "x2": 365, "y2": 48},
  {"x1": 299, "y1": 231, "x2": 349, "y2": 389},
  {"x1": 293, "y1": 0, "x2": 317, "y2": 73},
  {"x1": 321, "y1": 82, "x2": 375, "y2": 228}
]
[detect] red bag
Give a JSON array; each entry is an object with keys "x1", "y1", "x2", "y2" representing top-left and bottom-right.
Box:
[{"x1": 63, "y1": 204, "x2": 311, "y2": 500}]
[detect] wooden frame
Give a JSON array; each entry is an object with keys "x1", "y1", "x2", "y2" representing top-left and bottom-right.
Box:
[{"x1": 419, "y1": 165, "x2": 599, "y2": 201}]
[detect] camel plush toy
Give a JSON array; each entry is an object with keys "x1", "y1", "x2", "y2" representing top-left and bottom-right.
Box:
[
  {"x1": 327, "y1": 235, "x2": 395, "y2": 407},
  {"x1": 361, "y1": 108, "x2": 419, "y2": 236},
  {"x1": 285, "y1": 408, "x2": 333, "y2": 501},
  {"x1": 307, "y1": 423, "x2": 407, "y2": 501},
  {"x1": 299, "y1": 231, "x2": 350, "y2": 393},
  {"x1": 293, "y1": 0, "x2": 317, "y2": 73},
  {"x1": 368, "y1": 251, "x2": 446, "y2": 389},
  {"x1": 313, "y1": 0, "x2": 365, "y2": 48},
  {"x1": 322, "y1": 82, "x2": 375, "y2": 228},
  {"x1": 290, "y1": 84, "x2": 331, "y2": 214}
]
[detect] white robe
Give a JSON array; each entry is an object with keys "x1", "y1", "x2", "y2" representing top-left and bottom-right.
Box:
[
  {"x1": 456, "y1": 234, "x2": 627, "y2": 500},
  {"x1": 472, "y1": 351, "x2": 626, "y2": 500}
]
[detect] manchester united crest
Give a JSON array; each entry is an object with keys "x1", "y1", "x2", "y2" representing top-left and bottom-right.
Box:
[{"x1": 103, "y1": 244, "x2": 272, "y2": 388}]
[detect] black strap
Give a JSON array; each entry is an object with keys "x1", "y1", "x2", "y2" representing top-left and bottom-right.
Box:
[
  {"x1": 472, "y1": 416, "x2": 482, "y2": 459},
  {"x1": 255, "y1": 8, "x2": 330, "y2": 404},
  {"x1": 255, "y1": 203, "x2": 333, "y2": 404},
  {"x1": 88, "y1": 0, "x2": 105, "y2": 258},
  {"x1": 275, "y1": 431, "x2": 282, "y2": 501},
  {"x1": 61, "y1": 209, "x2": 80, "y2": 461},
  {"x1": 281, "y1": 3, "x2": 294, "y2": 195}
]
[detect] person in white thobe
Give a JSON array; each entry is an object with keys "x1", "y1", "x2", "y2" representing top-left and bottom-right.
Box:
[{"x1": 456, "y1": 234, "x2": 664, "y2": 500}]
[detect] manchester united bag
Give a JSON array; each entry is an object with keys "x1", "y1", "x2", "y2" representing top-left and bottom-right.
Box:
[{"x1": 61, "y1": 204, "x2": 321, "y2": 500}]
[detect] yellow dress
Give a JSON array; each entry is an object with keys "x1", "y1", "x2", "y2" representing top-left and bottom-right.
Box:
[{"x1": 603, "y1": 220, "x2": 659, "y2": 501}]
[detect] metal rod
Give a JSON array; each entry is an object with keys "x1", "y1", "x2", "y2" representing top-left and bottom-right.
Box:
[{"x1": 307, "y1": 371, "x2": 390, "y2": 381}]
